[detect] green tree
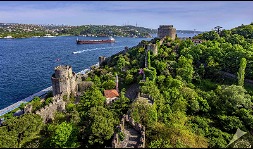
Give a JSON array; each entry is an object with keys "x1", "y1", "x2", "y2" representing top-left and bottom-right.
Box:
[
  {"x1": 220, "y1": 29, "x2": 232, "y2": 38},
  {"x1": 31, "y1": 96, "x2": 42, "y2": 112},
  {"x1": 0, "y1": 113, "x2": 43, "y2": 148},
  {"x1": 213, "y1": 85, "x2": 252, "y2": 115},
  {"x1": 125, "y1": 73, "x2": 134, "y2": 85},
  {"x1": 202, "y1": 31, "x2": 219, "y2": 40},
  {"x1": 176, "y1": 56, "x2": 194, "y2": 83},
  {"x1": 93, "y1": 75, "x2": 102, "y2": 87},
  {"x1": 131, "y1": 98, "x2": 157, "y2": 127},
  {"x1": 227, "y1": 34, "x2": 245, "y2": 45},
  {"x1": 0, "y1": 126, "x2": 18, "y2": 147},
  {"x1": 86, "y1": 106, "x2": 117, "y2": 145},
  {"x1": 237, "y1": 58, "x2": 247, "y2": 86},
  {"x1": 144, "y1": 67, "x2": 157, "y2": 81},
  {"x1": 108, "y1": 88, "x2": 130, "y2": 116},
  {"x1": 117, "y1": 55, "x2": 129, "y2": 71},
  {"x1": 102, "y1": 80, "x2": 116, "y2": 90},
  {"x1": 217, "y1": 115, "x2": 243, "y2": 132},
  {"x1": 77, "y1": 87, "x2": 106, "y2": 119},
  {"x1": 147, "y1": 50, "x2": 151, "y2": 68},
  {"x1": 50, "y1": 122, "x2": 79, "y2": 148}
]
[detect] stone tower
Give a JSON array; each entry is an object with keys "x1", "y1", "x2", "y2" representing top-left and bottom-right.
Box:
[
  {"x1": 157, "y1": 25, "x2": 176, "y2": 40},
  {"x1": 99, "y1": 56, "x2": 106, "y2": 67},
  {"x1": 51, "y1": 65, "x2": 77, "y2": 97}
]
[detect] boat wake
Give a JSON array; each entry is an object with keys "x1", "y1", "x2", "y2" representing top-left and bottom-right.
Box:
[{"x1": 72, "y1": 46, "x2": 125, "y2": 54}]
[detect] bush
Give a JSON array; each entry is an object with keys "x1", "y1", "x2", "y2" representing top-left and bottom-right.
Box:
[
  {"x1": 44, "y1": 97, "x2": 53, "y2": 106},
  {"x1": 45, "y1": 91, "x2": 53, "y2": 99},
  {"x1": 63, "y1": 95, "x2": 68, "y2": 101},
  {"x1": 31, "y1": 96, "x2": 42, "y2": 112},
  {"x1": 66, "y1": 103, "x2": 75, "y2": 112},
  {"x1": 19, "y1": 103, "x2": 27, "y2": 110},
  {"x1": 118, "y1": 131, "x2": 125, "y2": 141},
  {"x1": 125, "y1": 73, "x2": 134, "y2": 85}
]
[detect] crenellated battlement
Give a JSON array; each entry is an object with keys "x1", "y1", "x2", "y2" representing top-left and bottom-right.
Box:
[
  {"x1": 112, "y1": 111, "x2": 145, "y2": 148},
  {"x1": 34, "y1": 94, "x2": 65, "y2": 123},
  {"x1": 54, "y1": 65, "x2": 73, "y2": 78}
]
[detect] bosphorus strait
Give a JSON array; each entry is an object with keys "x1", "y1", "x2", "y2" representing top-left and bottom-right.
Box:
[{"x1": 0, "y1": 36, "x2": 151, "y2": 109}]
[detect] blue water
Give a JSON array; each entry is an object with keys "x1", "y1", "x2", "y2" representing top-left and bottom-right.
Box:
[{"x1": 0, "y1": 33, "x2": 195, "y2": 110}]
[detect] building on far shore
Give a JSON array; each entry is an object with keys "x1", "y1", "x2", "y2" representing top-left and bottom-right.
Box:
[{"x1": 157, "y1": 25, "x2": 176, "y2": 40}]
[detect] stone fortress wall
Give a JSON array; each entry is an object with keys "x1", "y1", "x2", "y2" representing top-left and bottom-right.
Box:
[
  {"x1": 35, "y1": 95, "x2": 65, "y2": 123},
  {"x1": 24, "y1": 94, "x2": 66, "y2": 123},
  {"x1": 51, "y1": 65, "x2": 77, "y2": 97},
  {"x1": 146, "y1": 43, "x2": 158, "y2": 56},
  {"x1": 112, "y1": 111, "x2": 145, "y2": 148}
]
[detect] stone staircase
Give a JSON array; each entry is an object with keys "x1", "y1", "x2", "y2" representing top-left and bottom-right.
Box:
[
  {"x1": 112, "y1": 113, "x2": 145, "y2": 148},
  {"x1": 117, "y1": 123, "x2": 140, "y2": 148}
]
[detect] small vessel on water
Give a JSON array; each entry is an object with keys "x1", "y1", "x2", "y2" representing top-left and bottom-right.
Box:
[
  {"x1": 43, "y1": 34, "x2": 56, "y2": 38},
  {"x1": 76, "y1": 36, "x2": 115, "y2": 44},
  {"x1": 4, "y1": 35, "x2": 14, "y2": 39}
]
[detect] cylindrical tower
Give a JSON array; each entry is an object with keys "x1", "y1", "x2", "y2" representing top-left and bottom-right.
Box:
[
  {"x1": 70, "y1": 72, "x2": 77, "y2": 96},
  {"x1": 51, "y1": 65, "x2": 76, "y2": 97},
  {"x1": 157, "y1": 25, "x2": 176, "y2": 40}
]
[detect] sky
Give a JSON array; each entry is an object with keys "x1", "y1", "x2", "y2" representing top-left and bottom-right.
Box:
[{"x1": 0, "y1": 1, "x2": 253, "y2": 31}]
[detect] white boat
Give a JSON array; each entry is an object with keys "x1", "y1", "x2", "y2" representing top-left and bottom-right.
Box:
[
  {"x1": 4, "y1": 35, "x2": 13, "y2": 39},
  {"x1": 43, "y1": 34, "x2": 56, "y2": 38}
]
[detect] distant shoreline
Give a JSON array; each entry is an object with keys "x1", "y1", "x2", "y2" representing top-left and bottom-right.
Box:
[{"x1": 0, "y1": 35, "x2": 152, "y2": 39}]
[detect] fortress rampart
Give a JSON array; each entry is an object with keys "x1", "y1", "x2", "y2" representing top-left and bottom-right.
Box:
[
  {"x1": 35, "y1": 95, "x2": 65, "y2": 123},
  {"x1": 112, "y1": 111, "x2": 145, "y2": 148},
  {"x1": 24, "y1": 94, "x2": 66, "y2": 123},
  {"x1": 146, "y1": 43, "x2": 158, "y2": 56}
]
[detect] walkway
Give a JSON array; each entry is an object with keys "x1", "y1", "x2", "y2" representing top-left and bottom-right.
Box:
[
  {"x1": 219, "y1": 71, "x2": 253, "y2": 85},
  {"x1": 117, "y1": 123, "x2": 140, "y2": 148},
  {"x1": 138, "y1": 96, "x2": 153, "y2": 105}
]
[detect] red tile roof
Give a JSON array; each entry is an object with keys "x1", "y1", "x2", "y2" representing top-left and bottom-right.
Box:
[{"x1": 104, "y1": 89, "x2": 119, "y2": 98}]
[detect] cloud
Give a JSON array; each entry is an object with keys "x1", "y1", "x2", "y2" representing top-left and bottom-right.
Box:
[{"x1": 0, "y1": 1, "x2": 252, "y2": 31}]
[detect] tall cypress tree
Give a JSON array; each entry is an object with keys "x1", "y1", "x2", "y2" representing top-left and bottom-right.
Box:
[
  {"x1": 237, "y1": 58, "x2": 247, "y2": 86},
  {"x1": 147, "y1": 50, "x2": 151, "y2": 68}
]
